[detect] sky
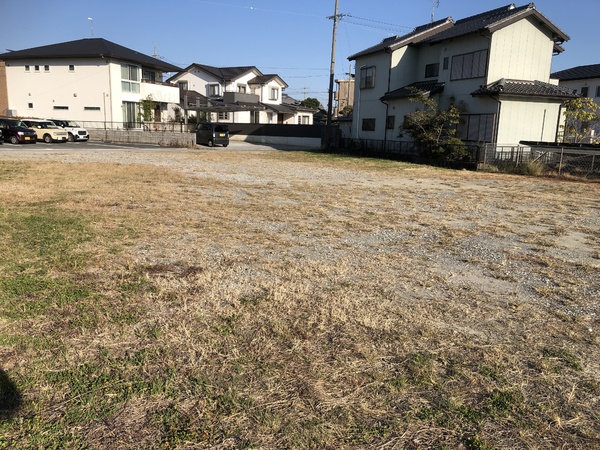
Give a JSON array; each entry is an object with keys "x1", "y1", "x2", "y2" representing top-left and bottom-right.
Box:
[{"x1": 1, "y1": 0, "x2": 598, "y2": 107}]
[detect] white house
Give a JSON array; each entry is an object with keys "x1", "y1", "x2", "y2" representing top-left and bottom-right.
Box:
[
  {"x1": 348, "y1": 3, "x2": 577, "y2": 148},
  {"x1": 0, "y1": 38, "x2": 181, "y2": 128},
  {"x1": 551, "y1": 64, "x2": 600, "y2": 100},
  {"x1": 167, "y1": 64, "x2": 315, "y2": 125}
]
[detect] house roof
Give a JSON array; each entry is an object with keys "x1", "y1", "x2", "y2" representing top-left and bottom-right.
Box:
[
  {"x1": 425, "y1": 3, "x2": 569, "y2": 46},
  {"x1": 168, "y1": 64, "x2": 259, "y2": 82},
  {"x1": 551, "y1": 64, "x2": 600, "y2": 81},
  {"x1": 0, "y1": 38, "x2": 181, "y2": 72},
  {"x1": 350, "y1": 3, "x2": 569, "y2": 61},
  {"x1": 181, "y1": 90, "x2": 209, "y2": 108},
  {"x1": 381, "y1": 80, "x2": 445, "y2": 101},
  {"x1": 248, "y1": 74, "x2": 289, "y2": 88},
  {"x1": 348, "y1": 18, "x2": 453, "y2": 60},
  {"x1": 471, "y1": 78, "x2": 577, "y2": 99}
]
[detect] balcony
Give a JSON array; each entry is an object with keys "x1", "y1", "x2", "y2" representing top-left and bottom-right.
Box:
[{"x1": 141, "y1": 80, "x2": 179, "y2": 103}]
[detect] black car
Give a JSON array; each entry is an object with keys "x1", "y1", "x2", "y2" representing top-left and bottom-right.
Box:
[
  {"x1": 0, "y1": 118, "x2": 38, "y2": 144},
  {"x1": 196, "y1": 123, "x2": 229, "y2": 147}
]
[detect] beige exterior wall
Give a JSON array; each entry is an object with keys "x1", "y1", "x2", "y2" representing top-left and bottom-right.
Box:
[
  {"x1": 0, "y1": 61, "x2": 8, "y2": 116},
  {"x1": 488, "y1": 17, "x2": 555, "y2": 83},
  {"x1": 334, "y1": 78, "x2": 354, "y2": 116},
  {"x1": 496, "y1": 99, "x2": 562, "y2": 145}
]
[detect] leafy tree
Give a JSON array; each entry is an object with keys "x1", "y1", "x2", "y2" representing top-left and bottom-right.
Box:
[
  {"x1": 560, "y1": 97, "x2": 600, "y2": 143},
  {"x1": 139, "y1": 95, "x2": 156, "y2": 122},
  {"x1": 301, "y1": 97, "x2": 322, "y2": 110},
  {"x1": 339, "y1": 105, "x2": 353, "y2": 117},
  {"x1": 399, "y1": 93, "x2": 468, "y2": 160}
]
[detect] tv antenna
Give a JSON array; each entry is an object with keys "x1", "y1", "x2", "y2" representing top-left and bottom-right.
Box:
[
  {"x1": 431, "y1": 0, "x2": 440, "y2": 23},
  {"x1": 87, "y1": 17, "x2": 94, "y2": 37}
]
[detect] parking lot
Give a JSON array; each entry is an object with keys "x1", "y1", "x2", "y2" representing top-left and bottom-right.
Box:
[{"x1": 0, "y1": 139, "x2": 300, "y2": 153}]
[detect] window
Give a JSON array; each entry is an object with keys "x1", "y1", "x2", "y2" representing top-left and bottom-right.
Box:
[
  {"x1": 209, "y1": 84, "x2": 220, "y2": 96},
  {"x1": 451, "y1": 49, "x2": 488, "y2": 80},
  {"x1": 270, "y1": 88, "x2": 279, "y2": 100},
  {"x1": 34, "y1": 65, "x2": 40, "y2": 72},
  {"x1": 362, "y1": 118, "x2": 376, "y2": 131},
  {"x1": 250, "y1": 111, "x2": 260, "y2": 123},
  {"x1": 84, "y1": 106, "x2": 101, "y2": 111},
  {"x1": 178, "y1": 81, "x2": 189, "y2": 91},
  {"x1": 25, "y1": 65, "x2": 30, "y2": 72},
  {"x1": 360, "y1": 66, "x2": 376, "y2": 89},
  {"x1": 581, "y1": 86, "x2": 589, "y2": 97},
  {"x1": 237, "y1": 84, "x2": 247, "y2": 93},
  {"x1": 121, "y1": 64, "x2": 140, "y2": 93},
  {"x1": 53, "y1": 106, "x2": 69, "y2": 110},
  {"x1": 596, "y1": 86, "x2": 600, "y2": 97},
  {"x1": 386, "y1": 115, "x2": 395, "y2": 130},
  {"x1": 44, "y1": 65, "x2": 50, "y2": 72},
  {"x1": 218, "y1": 112, "x2": 230, "y2": 120},
  {"x1": 425, "y1": 63, "x2": 439, "y2": 78},
  {"x1": 28, "y1": 103, "x2": 33, "y2": 109},
  {"x1": 458, "y1": 114, "x2": 495, "y2": 142},
  {"x1": 142, "y1": 70, "x2": 157, "y2": 82},
  {"x1": 69, "y1": 65, "x2": 75, "y2": 71},
  {"x1": 443, "y1": 57, "x2": 449, "y2": 70},
  {"x1": 297, "y1": 115, "x2": 310, "y2": 125},
  {"x1": 267, "y1": 112, "x2": 274, "y2": 124}
]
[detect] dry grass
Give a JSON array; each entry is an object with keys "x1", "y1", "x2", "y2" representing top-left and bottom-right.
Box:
[{"x1": 0, "y1": 149, "x2": 598, "y2": 449}]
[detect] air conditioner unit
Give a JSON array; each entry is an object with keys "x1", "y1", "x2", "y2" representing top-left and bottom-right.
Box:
[{"x1": 5, "y1": 109, "x2": 17, "y2": 117}]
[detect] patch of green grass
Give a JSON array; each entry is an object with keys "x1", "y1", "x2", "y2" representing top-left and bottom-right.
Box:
[{"x1": 542, "y1": 347, "x2": 583, "y2": 372}]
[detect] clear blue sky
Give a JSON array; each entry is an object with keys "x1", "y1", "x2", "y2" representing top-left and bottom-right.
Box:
[{"x1": 1, "y1": 0, "x2": 596, "y2": 107}]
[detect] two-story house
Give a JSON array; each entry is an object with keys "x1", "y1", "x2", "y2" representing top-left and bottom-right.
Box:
[
  {"x1": 0, "y1": 38, "x2": 182, "y2": 128},
  {"x1": 551, "y1": 64, "x2": 600, "y2": 100},
  {"x1": 167, "y1": 64, "x2": 314, "y2": 125},
  {"x1": 348, "y1": 3, "x2": 577, "y2": 148}
]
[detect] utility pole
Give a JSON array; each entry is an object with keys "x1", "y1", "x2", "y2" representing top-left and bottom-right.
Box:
[{"x1": 326, "y1": 0, "x2": 346, "y2": 150}]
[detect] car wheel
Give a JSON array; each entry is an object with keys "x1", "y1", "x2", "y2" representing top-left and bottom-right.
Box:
[
  {"x1": 43, "y1": 134, "x2": 52, "y2": 143},
  {"x1": 207, "y1": 139, "x2": 214, "y2": 147},
  {"x1": 68, "y1": 133, "x2": 75, "y2": 142},
  {"x1": 222, "y1": 143, "x2": 229, "y2": 147},
  {"x1": 9, "y1": 136, "x2": 19, "y2": 144}
]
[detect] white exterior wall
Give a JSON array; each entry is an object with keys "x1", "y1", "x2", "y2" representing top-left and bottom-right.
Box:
[
  {"x1": 488, "y1": 17, "x2": 555, "y2": 83},
  {"x1": 4, "y1": 58, "x2": 111, "y2": 122},
  {"x1": 4, "y1": 57, "x2": 178, "y2": 126},
  {"x1": 556, "y1": 78, "x2": 600, "y2": 99},
  {"x1": 496, "y1": 99, "x2": 562, "y2": 145},
  {"x1": 352, "y1": 52, "x2": 390, "y2": 140}
]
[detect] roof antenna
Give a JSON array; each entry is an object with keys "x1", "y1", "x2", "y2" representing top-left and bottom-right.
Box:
[
  {"x1": 87, "y1": 17, "x2": 94, "y2": 37},
  {"x1": 431, "y1": 0, "x2": 440, "y2": 23}
]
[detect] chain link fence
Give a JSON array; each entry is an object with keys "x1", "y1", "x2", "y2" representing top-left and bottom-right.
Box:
[{"x1": 479, "y1": 143, "x2": 600, "y2": 178}]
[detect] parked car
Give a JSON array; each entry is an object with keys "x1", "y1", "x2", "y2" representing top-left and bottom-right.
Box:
[
  {"x1": 196, "y1": 123, "x2": 229, "y2": 147},
  {"x1": 51, "y1": 119, "x2": 89, "y2": 141},
  {"x1": 0, "y1": 117, "x2": 38, "y2": 144},
  {"x1": 0, "y1": 127, "x2": 3, "y2": 144},
  {"x1": 21, "y1": 119, "x2": 68, "y2": 143}
]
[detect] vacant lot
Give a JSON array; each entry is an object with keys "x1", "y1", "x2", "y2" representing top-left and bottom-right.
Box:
[{"x1": 0, "y1": 148, "x2": 598, "y2": 449}]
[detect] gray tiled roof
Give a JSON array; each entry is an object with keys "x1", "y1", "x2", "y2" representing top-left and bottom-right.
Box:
[
  {"x1": 471, "y1": 79, "x2": 577, "y2": 98},
  {"x1": 381, "y1": 80, "x2": 445, "y2": 101},
  {"x1": 348, "y1": 18, "x2": 453, "y2": 61},
  {"x1": 351, "y1": 3, "x2": 569, "y2": 61},
  {"x1": 0, "y1": 38, "x2": 181, "y2": 72},
  {"x1": 248, "y1": 74, "x2": 289, "y2": 88},
  {"x1": 426, "y1": 3, "x2": 568, "y2": 44},
  {"x1": 173, "y1": 64, "x2": 259, "y2": 82},
  {"x1": 551, "y1": 64, "x2": 600, "y2": 81}
]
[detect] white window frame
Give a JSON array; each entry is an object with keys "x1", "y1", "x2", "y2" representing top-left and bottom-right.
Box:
[{"x1": 269, "y1": 87, "x2": 279, "y2": 101}]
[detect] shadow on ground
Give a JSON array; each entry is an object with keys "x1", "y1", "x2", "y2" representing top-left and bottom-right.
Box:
[{"x1": 0, "y1": 369, "x2": 22, "y2": 419}]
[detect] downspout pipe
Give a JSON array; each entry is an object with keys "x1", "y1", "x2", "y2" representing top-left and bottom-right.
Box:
[{"x1": 383, "y1": 47, "x2": 393, "y2": 151}]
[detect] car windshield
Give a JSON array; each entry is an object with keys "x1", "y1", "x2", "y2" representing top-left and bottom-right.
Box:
[
  {"x1": 65, "y1": 121, "x2": 80, "y2": 127},
  {"x1": 214, "y1": 125, "x2": 228, "y2": 132},
  {"x1": 37, "y1": 122, "x2": 59, "y2": 129},
  {"x1": 4, "y1": 119, "x2": 26, "y2": 127}
]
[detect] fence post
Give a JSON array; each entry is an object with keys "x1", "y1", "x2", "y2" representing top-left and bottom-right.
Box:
[
  {"x1": 592, "y1": 154, "x2": 596, "y2": 174},
  {"x1": 559, "y1": 147, "x2": 564, "y2": 176}
]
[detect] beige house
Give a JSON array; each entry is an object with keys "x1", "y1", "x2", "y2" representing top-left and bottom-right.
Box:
[
  {"x1": 348, "y1": 3, "x2": 577, "y2": 147},
  {"x1": 334, "y1": 77, "x2": 354, "y2": 117},
  {"x1": 0, "y1": 38, "x2": 181, "y2": 128},
  {"x1": 167, "y1": 64, "x2": 315, "y2": 125}
]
